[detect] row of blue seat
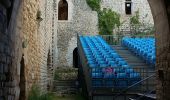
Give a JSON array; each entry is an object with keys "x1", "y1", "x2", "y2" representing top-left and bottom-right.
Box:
[
  {"x1": 81, "y1": 36, "x2": 126, "y2": 68},
  {"x1": 122, "y1": 37, "x2": 156, "y2": 66},
  {"x1": 80, "y1": 36, "x2": 141, "y2": 88}
]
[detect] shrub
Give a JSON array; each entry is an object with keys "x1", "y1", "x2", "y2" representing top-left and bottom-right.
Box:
[
  {"x1": 130, "y1": 10, "x2": 141, "y2": 34},
  {"x1": 130, "y1": 10, "x2": 140, "y2": 25},
  {"x1": 28, "y1": 85, "x2": 54, "y2": 100}
]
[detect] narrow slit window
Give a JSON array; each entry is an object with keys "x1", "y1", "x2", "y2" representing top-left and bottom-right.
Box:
[{"x1": 125, "y1": 1, "x2": 132, "y2": 15}]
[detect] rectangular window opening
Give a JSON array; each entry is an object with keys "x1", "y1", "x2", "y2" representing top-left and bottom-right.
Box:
[{"x1": 125, "y1": 2, "x2": 132, "y2": 15}]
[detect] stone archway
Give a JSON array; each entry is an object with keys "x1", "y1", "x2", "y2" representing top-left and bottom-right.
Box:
[
  {"x1": 19, "y1": 55, "x2": 26, "y2": 100},
  {"x1": 73, "y1": 47, "x2": 78, "y2": 68},
  {"x1": 147, "y1": 0, "x2": 170, "y2": 99},
  {"x1": 47, "y1": 51, "x2": 52, "y2": 91}
]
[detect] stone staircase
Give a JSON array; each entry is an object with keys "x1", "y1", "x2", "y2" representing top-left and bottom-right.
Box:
[
  {"x1": 53, "y1": 80, "x2": 79, "y2": 95},
  {"x1": 52, "y1": 68, "x2": 79, "y2": 95}
]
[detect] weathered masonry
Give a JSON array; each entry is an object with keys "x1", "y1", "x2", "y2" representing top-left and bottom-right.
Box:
[{"x1": 0, "y1": 0, "x2": 170, "y2": 100}]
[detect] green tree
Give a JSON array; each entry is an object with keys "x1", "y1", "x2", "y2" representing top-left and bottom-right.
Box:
[{"x1": 98, "y1": 9, "x2": 120, "y2": 35}]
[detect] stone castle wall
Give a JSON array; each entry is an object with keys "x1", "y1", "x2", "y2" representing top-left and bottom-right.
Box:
[
  {"x1": 56, "y1": 0, "x2": 98, "y2": 67},
  {"x1": 0, "y1": 0, "x2": 170, "y2": 100},
  {"x1": 0, "y1": 0, "x2": 57, "y2": 99},
  {"x1": 0, "y1": 1, "x2": 21, "y2": 99},
  {"x1": 38, "y1": 0, "x2": 56, "y2": 92}
]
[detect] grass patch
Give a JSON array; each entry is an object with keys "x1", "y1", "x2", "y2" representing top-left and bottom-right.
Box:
[
  {"x1": 28, "y1": 85, "x2": 56, "y2": 100},
  {"x1": 54, "y1": 94, "x2": 86, "y2": 100}
]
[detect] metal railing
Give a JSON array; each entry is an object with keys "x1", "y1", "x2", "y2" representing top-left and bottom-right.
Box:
[
  {"x1": 90, "y1": 67, "x2": 155, "y2": 91},
  {"x1": 135, "y1": 89, "x2": 156, "y2": 100},
  {"x1": 100, "y1": 34, "x2": 155, "y2": 46},
  {"x1": 100, "y1": 35, "x2": 123, "y2": 45},
  {"x1": 113, "y1": 73, "x2": 156, "y2": 100}
]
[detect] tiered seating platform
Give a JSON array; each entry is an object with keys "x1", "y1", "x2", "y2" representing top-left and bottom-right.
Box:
[{"x1": 80, "y1": 36, "x2": 141, "y2": 88}]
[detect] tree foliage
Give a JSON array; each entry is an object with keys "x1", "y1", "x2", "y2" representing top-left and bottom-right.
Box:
[
  {"x1": 98, "y1": 9, "x2": 120, "y2": 35},
  {"x1": 86, "y1": 0, "x2": 101, "y2": 12}
]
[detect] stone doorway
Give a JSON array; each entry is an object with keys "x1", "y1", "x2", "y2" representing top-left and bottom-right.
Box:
[
  {"x1": 73, "y1": 47, "x2": 78, "y2": 68},
  {"x1": 19, "y1": 56, "x2": 26, "y2": 100}
]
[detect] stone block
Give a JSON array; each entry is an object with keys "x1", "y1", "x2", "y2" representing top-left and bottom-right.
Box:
[
  {"x1": 0, "y1": 74, "x2": 6, "y2": 81},
  {"x1": 3, "y1": 64, "x2": 8, "y2": 73},
  {"x1": 0, "y1": 55, "x2": 6, "y2": 63},
  {"x1": 0, "y1": 43, "x2": 4, "y2": 53},
  {"x1": 0, "y1": 64, "x2": 3, "y2": 74},
  {"x1": 6, "y1": 57, "x2": 10, "y2": 64}
]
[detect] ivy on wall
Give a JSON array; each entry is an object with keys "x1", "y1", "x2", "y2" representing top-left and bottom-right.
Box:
[
  {"x1": 86, "y1": 0, "x2": 101, "y2": 12},
  {"x1": 86, "y1": 0, "x2": 120, "y2": 35}
]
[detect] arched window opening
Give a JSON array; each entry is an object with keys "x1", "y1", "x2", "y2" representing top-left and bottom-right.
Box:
[
  {"x1": 125, "y1": 0, "x2": 132, "y2": 15},
  {"x1": 58, "y1": 0, "x2": 68, "y2": 20}
]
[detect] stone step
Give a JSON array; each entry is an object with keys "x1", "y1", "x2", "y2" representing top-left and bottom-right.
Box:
[
  {"x1": 53, "y1": 80, "x2": 77, "y2": 86},
  {"x1": 123, "y1": 58, "x2": 145, "y2": 63},
  {"x1": 53, "y1": 80, "x2": 79, "y2": 95},
  {"x1": 128, "y1": 62, "x2": 148, "y2": 66}
]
